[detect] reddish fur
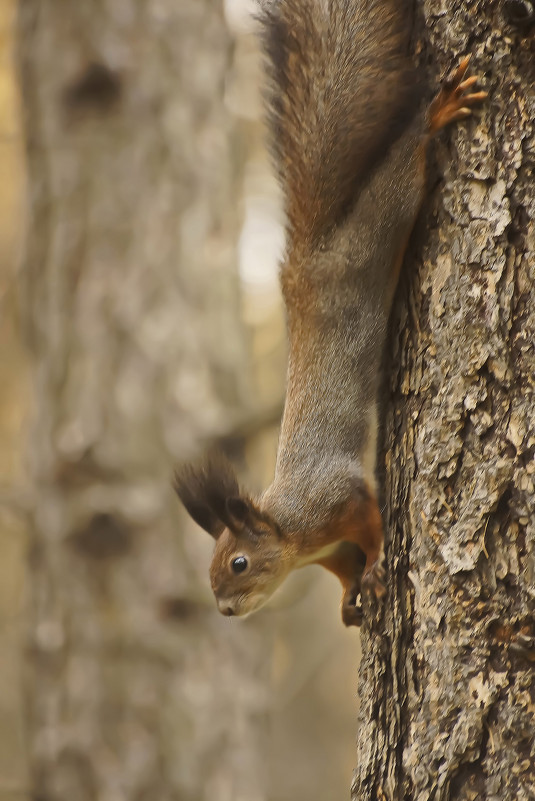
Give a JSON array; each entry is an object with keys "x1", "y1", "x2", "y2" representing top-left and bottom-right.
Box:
[
  {"x1": 175, "y1": 25, "x2": 487, "y2": 626},
  {"x1": 316, "y1": 491, "x2": 383, "y2": 566}
]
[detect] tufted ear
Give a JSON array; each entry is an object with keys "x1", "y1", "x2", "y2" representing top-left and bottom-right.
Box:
[
  {"x1": 226, "y1": 496, "x2": 253, "y2": 528},
  {"x1": 173, "y1": 454, "x2": 242, "y2": 539},
  {"x1": 174, "y1": 466, "x2": 224, "y2": 538}
]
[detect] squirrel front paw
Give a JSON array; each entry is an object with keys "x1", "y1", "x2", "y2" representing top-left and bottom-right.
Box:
[
  {"x1": 361, "y1": 556, "x2": 387, "y2": 599},
  {"x1": 342, "y1": 598, "x2": 363, "y2": 627}
]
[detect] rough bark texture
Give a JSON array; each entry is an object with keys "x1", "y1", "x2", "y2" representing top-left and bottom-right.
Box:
[
  {"x1": 18, "y1": 3, "x2": 271, "y2": 800},
  {"x1": 354, "y1": 3, "x2": 535, "y2": 800}
]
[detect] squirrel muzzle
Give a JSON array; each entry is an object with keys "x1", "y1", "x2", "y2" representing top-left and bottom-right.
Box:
[{"x1": 210, "y1": 525, "x2": 289, "y2": 618}]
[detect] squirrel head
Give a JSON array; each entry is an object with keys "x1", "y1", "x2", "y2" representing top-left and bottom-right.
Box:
[{"x1": 174, "y1": 455, "x2": 287, "y2": 618}]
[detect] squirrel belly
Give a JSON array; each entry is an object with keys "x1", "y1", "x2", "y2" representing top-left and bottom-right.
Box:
[{"x1": 174, "y1": 0, "x2": 487, "y2": 625}]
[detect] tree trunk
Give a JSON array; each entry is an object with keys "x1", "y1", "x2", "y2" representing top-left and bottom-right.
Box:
[
  {"x1": 354, "y1": 3, "x2": 535, "y2": 800},
  {"x1": 17, "y1": 2, "x2": 271, "y2": 800}
]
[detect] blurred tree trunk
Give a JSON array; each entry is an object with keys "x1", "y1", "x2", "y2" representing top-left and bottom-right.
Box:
[
  {"x1": 17, "y1": 2, "x2": 271, "y2": 800},
  {"x1": 354, "y1": 3, "x2": 535, "y2": 801}
]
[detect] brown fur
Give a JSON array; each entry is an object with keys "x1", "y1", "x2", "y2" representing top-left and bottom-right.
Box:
[
  {"x1": 260, "y1": 0, "x2": 422, "y2": 248},
  {"x1": 174, "y1": 5, "x2": 487, "y2": 625}
]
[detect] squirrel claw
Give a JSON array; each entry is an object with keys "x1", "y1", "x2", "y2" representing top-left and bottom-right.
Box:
[
  {"x1": 342, "y1": 601, "x2": 363, "y2": 627},
  {"x1": 429, "y1": 56, "x2": 487, "y2": 134},
  {"x1": 458, "y1": 75, "x2": 478, "y2": 91},
  {"x1": 443, "y1": 55, "x2": 471, "y2": 90},
  {"x1": 362, "y1": 558, "x2": 387, "y2": 599}
]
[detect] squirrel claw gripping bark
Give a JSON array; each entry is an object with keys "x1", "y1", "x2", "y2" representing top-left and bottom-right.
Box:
[
  {"x1": 342, "y1": 602, "x2": 364, "y2": 628},
  {"x1": 362, "y1": 558, "x2": 387, "y2": 600},
  {"x1": 429, "y1": 56, "x2": 488, "y2": 133}
]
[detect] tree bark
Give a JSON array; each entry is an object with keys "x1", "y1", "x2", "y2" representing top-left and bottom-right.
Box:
[
  {"x1": 17, "y1": 2, "x2": 271, "y2": 800},
  {"x1": 354, "y1": 4, "x2": 535, "y2": 801}
]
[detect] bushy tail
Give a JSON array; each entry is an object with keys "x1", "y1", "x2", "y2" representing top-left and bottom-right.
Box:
[{"x1": 261, "y1": 0, "x2": 422, "y2": 247}]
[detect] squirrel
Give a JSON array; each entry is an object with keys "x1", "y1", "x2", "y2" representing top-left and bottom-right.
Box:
[{"x1": 174, "y1": 0, "x2": 487, "y2": 626}]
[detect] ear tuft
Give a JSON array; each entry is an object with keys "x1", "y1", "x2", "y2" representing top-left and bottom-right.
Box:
[
  {"x1": 226, "y1": 496, "x2": 251, "y2": 525},
  {"x1": 173, "y1": 453, "x2": 245, "y2": 537},
  {"x1": 173, "y1": 464, "x2": 224, "y2": 538}
]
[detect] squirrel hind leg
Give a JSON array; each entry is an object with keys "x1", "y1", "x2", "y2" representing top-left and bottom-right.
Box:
[{"x1": 428, "y1": 56, "x2": 488, "y2": 134}]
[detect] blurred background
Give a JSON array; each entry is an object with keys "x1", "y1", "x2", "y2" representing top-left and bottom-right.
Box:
[{"x1": 0, "y1": 1, "x2": 359, "y2": 799}]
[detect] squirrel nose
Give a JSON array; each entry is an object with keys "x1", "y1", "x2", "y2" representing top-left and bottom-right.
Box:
[{"x1": 219, "y1": 603, "x2": 235, "y2": 617}]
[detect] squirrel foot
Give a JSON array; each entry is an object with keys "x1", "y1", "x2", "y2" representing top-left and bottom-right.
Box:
[
  {"x1": 341, "y1": 578, "x2": 364, "y2": 627},
  {"x1": 342, "y1": 599, "x2": 364, "y2": 627},
  {"x1": 361, "y1": 556, "x2": 387, "y2": 599},
  {"x1": 429, "y1": 56, "x2": 488, "y2": 134}
]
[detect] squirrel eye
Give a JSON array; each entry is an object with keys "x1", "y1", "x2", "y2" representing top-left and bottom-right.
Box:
[{"x1": 232, "y1": 556, "x2": 248, "y2": 574}]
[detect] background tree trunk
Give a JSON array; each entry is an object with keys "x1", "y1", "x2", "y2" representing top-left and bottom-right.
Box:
[
  {"x1": 17, "y1": 3, "x2": 272, "y2": 800},
  {"x1": 354, "y1": 2, "x2": 535, "y2": 800}
]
